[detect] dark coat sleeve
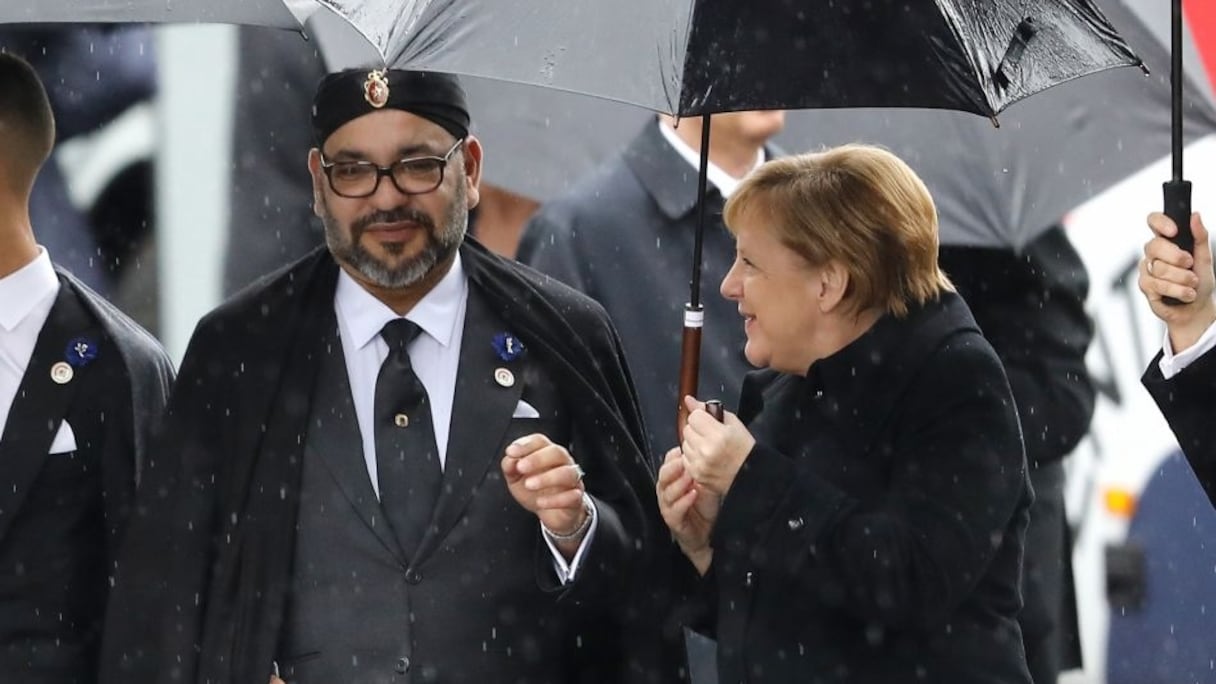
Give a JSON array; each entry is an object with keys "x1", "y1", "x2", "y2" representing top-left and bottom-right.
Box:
[
  {"x1": 939, "y1": 226, "x2": 1095, "y2": 467},
  {"x1": 1143, "y1": 347, "x2": 1216, "y2": 506},
  {"x1": 713, "y1": 334, "x2": 1028, "y2": 631}
]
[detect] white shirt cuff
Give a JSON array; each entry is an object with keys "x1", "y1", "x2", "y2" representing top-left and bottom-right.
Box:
[
  {"x1": 543, "y1": 497, "x2": 598, "y2": 585},
  {"x1": 1159, "y1": 319, "x2": 1216, "y2": 379}
]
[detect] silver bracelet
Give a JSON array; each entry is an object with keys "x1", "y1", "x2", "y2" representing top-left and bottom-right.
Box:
[{"x1": 542, "y1": 493, "x2": 594, "y2": 542}]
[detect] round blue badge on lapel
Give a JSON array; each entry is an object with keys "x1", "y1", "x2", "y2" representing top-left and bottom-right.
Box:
[{"x1": 64, "y1": 336, "x2": 99, "y2": 368}]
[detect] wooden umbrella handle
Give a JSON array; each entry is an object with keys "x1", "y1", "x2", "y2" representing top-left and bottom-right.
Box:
[{"x1": 676, "y1": 306, "x2": 703, "y2": 441}]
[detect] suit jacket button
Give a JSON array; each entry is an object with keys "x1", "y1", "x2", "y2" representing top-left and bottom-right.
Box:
[
  {"x1": 788, "y1": 517, "x2": 804, "y2": 531},
  {"x1": 405, "y1": 568, "x2": 423, "y2": 584},
  {"x1": 395, "y1": 656, "x2": 410, "y2": 674}
]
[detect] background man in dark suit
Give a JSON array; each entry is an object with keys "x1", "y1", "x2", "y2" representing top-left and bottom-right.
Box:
[
  {"x1": 517, "y1": 112, "x2": 785, "y2": 462},
  {"x1": 0, "y1": 53, "x2": 173, "y2": 683},
  {"x1": 1138, "y1": 211, "x2": 1216, "y2": 506},
  {"x1": 102, "y1": 68, "x2": 678, "y2": 683}
]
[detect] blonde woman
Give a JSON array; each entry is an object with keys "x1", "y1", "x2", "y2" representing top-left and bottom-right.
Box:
[{"x1": 659, "y1": 145, "x2": 1033, "y2": 683}]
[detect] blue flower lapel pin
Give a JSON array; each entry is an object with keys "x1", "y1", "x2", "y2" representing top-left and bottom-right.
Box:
[
  {"x1": 492, "y1": 332, "x2": 525, "y2": 388},
  {"x1": 51, "y1": 336, "x2": 98, "y2": 385},
  {"x1": 492, "y1": 332, "x2": 525, "y2": 362}
]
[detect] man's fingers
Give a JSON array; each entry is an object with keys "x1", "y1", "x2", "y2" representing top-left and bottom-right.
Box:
[
  {"x1": 535, "y1": 487, "x2": 585, "y2": 510},
  {"x1": 1147, "y1": 270, "x2": 1198, "y2": 303},
  {"x1": 1145, "y1": 255, "x2": 1201, "y2": 289},
  {"x1": 1148, "y1": 211, "x2": 1179, "y2": 238},
  {"x1": 1145, "y1": 236, "x2": 1195, "y2": 271},
  {"x1": 504, "y1": 433, "x2": 554, "y2": 459},
  {"x1": 514, "y1": 444, "x2": 572, "y2": 475},
  {"x1": 524, "y1": 462, "x2": 585, "y2": 491}
]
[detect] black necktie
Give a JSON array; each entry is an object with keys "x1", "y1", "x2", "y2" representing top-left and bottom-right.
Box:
[{"x1": 374, "y1": 319, "x2": 442, "y2": 561}]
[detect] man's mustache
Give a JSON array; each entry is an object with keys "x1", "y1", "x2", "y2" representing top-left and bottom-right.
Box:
[{"x1": 352, "y1": 208, "x2": 435, "y2": 233}]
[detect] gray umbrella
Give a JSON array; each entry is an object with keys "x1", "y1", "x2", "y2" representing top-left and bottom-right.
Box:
[
  {"x1": 307, "y1": 7, "x2": 652, "y2": 204},
  {"x1": 775, "y1": 0, "x2": 1216, "y2": 251},
  {"x1": 0, "y1": 0, "x2": 310, "y2": 27}
]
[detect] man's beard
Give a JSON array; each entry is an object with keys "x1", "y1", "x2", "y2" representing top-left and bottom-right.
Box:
[{"x1": 322, "y1": 178, "x2": 468, "y2": 289}]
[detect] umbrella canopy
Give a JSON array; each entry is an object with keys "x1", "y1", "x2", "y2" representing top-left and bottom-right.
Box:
[
  {"x1": 310, "y1": 0, "x2": 1144, "y2": 432},
  {"x1": 307, "y1": 8, "x2": 650, "y2": 204},
  {"x1": 1126, "y1": 0, "x2": 1215, "y2": 105},
  {"x1": 0, "y1": 0, "x2": 311, "y2": 28},
  {"x1": 316, "y1": 0, "x2": 1141, "y2": 119},
  {"x1": 776, "y1": 0, "x2": 1216, "y2": 251}
]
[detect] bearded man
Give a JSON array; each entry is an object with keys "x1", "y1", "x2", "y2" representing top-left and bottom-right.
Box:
[{"x1": 100, "y1": 69, "x2": 678, "y2": 684}]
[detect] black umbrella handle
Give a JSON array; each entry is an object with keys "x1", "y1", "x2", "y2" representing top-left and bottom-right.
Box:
[{"x1": 1162, "y1": 180, "x2": 1193, "y2": 306}]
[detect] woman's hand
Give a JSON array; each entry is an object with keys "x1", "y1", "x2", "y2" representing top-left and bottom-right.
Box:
[
  {"x1": 657, "y1": 447, "x2": 718, "y2": 575},
  {"x1": 680, "y1": 396, "x2": 755, "y2": 497}
]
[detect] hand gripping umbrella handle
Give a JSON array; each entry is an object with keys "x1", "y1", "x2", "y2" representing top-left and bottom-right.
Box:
[{"x1": 1162, "y1": 179, "x2": 1193, "y2": 306}]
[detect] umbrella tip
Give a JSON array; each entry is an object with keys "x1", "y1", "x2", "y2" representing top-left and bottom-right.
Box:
[{"x1": 989, "y1": 115, "x2": 1001, "y2": 129}]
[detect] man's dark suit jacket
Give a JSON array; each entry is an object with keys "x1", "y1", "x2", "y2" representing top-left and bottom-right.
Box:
[
  {"x1": 100, "y1": 240, "x2": 680, "y2": 683},
  {"x1": 1144, "y1": 343, "x2": 1216, "y2": 507},
  {"x1": 518, "y1": 122, "x2": 778, "y2": 462},
  {"x1": 0, "y1": 270, "x2": 172, "y2": 682},
  {"x1": 700, "y1": 292, "x2": 1034, "y2": 683}
]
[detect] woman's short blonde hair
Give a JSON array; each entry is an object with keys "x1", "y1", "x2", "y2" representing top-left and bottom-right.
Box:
[{"x1": 723, "y1": 143, "x2": 953, "y2": 318}]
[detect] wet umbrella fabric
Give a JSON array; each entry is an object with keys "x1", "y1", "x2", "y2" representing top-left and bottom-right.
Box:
[
  {"x1": 317, "y1": 0, "x2": 1140, "y2": 119},
  {"x1": 0, "y1": 0, "x2": 311, "y2": 27},
  {"x1": 776, "y1": 0, "x2": 1216, "y2": 250},
  {"x1": 313, "y1": 0, "x2": 1142, "y2": 427}
]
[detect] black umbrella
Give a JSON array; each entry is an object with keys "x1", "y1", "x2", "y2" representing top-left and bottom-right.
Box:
[
  {"x1": 313, "y1": 0, "x2": 1142, "y2": 432},
  {"x1": 775, "y1": 0, "x2": 1216, "y2": 253}
]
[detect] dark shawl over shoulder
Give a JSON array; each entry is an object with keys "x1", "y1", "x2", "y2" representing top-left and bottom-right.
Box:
[{"x1": 100, "y1": 240, "x2": 672, "y2": 683}]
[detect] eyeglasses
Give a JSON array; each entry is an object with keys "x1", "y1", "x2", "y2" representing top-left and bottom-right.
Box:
[{"x1": 319, "y1": 138, "x2": 465, "y2": 198}]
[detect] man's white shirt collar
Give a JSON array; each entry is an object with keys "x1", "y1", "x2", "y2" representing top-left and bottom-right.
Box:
[
  {"x1": 335, "y1": 253, "x2": 466, "y2": 349},
  {"x1": 657, "y1": 119, "x2": 765, "y2": 198},
  {"x1": 0, "y1": 248, "x2": 58, "y2": 332}
]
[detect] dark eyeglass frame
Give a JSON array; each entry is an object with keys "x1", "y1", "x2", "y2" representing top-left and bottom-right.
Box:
[{"x1": 318, "y1": 138, "x2": 465, "y2": 198}]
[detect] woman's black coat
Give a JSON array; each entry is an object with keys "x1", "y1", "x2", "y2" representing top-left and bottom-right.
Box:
[{"x1": 704, "y1": 292, "x2": 1034, "y2": 683}]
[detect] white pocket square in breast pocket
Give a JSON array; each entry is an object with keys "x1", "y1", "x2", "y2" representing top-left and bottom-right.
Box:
[
  {"x1": 49, "y1": 420, "x2": 78, "y2": 454},
  {"x1": 512, "y1": 400, "x2": 541, "y2": 419}
]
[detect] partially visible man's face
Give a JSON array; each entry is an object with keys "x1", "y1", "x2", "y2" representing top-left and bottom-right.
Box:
[
  {"x1": 310, "y1": 109, "x2": 481, "y2": 289},
  {"x1": 711, "y1": 110, "x2": 786, "y2": 148}
]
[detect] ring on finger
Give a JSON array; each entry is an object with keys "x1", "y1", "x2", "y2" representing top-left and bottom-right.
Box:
[{"x1": 570, "y1": 462, "x2": 586, "y2": 482}]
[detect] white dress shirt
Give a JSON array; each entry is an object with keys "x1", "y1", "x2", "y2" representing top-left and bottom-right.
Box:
[
  {"x1": 333, "y1": 254, "x2": 594, "y2": 581},
  {"x1": 0, "y1": 249, "x2": 76, "y2": 452},
  {"x1": 1158, "y1": 318, "x2": 1216, "y2": 379},
  {"x1": 657, "y1": 119, "x2": 766, "y2": 198}
]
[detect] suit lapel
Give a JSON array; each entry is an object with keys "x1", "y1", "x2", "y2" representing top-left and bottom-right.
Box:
[
  {"x1": 415, "y1": 287, "x2": 523, "y2": 562},
  {"x1": 0, "y1": 283, "x2": 97, "y2": 544},
  {"x1": 307, "y1": 323, "x2": 406, "y2": 563}
]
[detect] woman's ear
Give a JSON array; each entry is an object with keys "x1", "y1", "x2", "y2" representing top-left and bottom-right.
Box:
[{"x1": 817, "y1": 261, "x2": 849, "y2": 313}]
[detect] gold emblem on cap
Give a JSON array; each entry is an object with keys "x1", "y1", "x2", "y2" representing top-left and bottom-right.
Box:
[
  {"x1": 50, "y1": 361, "x2": 74, "y2": 385},
  {"x1": 364, "y1": 69, "x2": 390, "y2": 109},
  {"x1": 494, "y1": 368, "x2": 515, "y2": 388}
]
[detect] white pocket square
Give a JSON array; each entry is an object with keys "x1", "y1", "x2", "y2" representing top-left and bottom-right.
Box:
[
  {"x1": 49, "y1": 420, "x2": 78, "y2": 454},
  {"x1": 512, "y1": 400, "x2": 541, "y2": 419}
]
